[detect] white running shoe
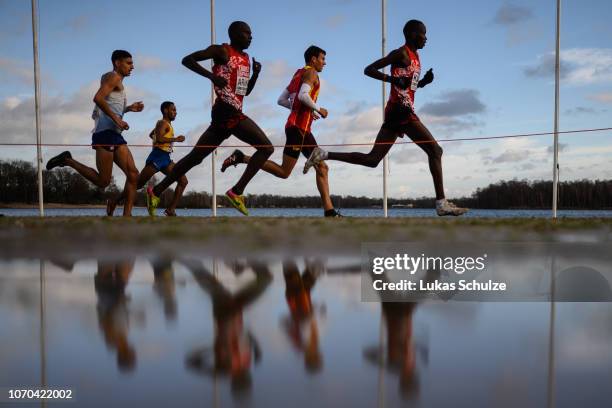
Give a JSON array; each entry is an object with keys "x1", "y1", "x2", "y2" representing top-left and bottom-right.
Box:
[
  {"x1": 303, "y1": 147, "x2": 328, "y2": 174},
  {"x1": 436, "y1": 199, "x2": 468, "y2": 216}
]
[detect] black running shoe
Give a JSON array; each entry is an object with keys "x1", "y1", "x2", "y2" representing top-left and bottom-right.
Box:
[
  {"x1": 324, "y1": 209, "x2": 343, "y2": 218},
  {"x1": 221, "y1": 149, "x2": 245, "y2": 172},
  {"x1": 46, "y1": 151, "x2": 72, "y2": 170}
]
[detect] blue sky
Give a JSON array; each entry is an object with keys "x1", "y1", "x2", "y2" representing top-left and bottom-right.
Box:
[{"x1": 1, "y1": 0, "x2": 611, "y2": 199}]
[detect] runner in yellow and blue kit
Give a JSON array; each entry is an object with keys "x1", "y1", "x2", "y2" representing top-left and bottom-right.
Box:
[{"x1": 107, "y1": 101, "x2": 188, "y2": 216}]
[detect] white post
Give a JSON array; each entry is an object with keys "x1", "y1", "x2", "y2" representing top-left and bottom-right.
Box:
[
  {"x1": 546, "y1": 256, "x2": 557, "y2": 408},
  {"x1": 382, "y1": 0, "x2": 388, "y2": 218},
  {"x1": 39, "y1": 261, "x2": 47, "y2": 394},
  {"x1": 31, "y1": 0, "x2": 44, "y2": 217},
  {"x1": 552, "y1": 0, "x2": 561, "y2": 218},
  {"x1": 210, "y1": 0, "x2": 217, "y2": 217},
  {"x1": 377, "y1": 312, "x2": 385, "y2": 408}
]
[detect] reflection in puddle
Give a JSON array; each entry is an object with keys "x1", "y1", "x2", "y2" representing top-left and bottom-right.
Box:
[
  {"x1": 1, "y1": 256, "x2": 612, "y2": 407},
  {"x1": 184, "y1": 259, "x2": 271, "y2": 398}
]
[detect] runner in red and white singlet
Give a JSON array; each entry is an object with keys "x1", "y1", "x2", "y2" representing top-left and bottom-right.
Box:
[
  {"x1": 146, "y1": 21, "x2": 274, "y2": 217},
  {"x1": 220, "y1": 46, "x2": 342, "y2": 217},
  {"x1": 212, "y1": 43, "x2": 250, "y2": 112},
  {"x1": 386, "y1": 45, "x2": 421, "y2": 124},
  {"x1": 303, "y1": 20, "x2": 468, "y2": 216}
]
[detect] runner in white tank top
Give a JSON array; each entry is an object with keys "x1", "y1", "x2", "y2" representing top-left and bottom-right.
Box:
[{"x1": 45, "y1": 50, "x2": 144, "y2": 217}]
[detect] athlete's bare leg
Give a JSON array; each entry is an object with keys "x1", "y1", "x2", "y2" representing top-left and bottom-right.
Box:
[
  {"x1": 161, "y1": 162, "x2": 188, "y2": 215},
  {"x1": 135, "y1": 164, "x2": 160, "y2": 191},
  {"x1": 112, "y1": 145, "x2": 139, "y2": 216},
  {"x1": 64, "y1": 148, "x2": 114, "y2": 188},
  {"x1": 229, "y1": 117, "x2": 274, "y2": 195},
  {"x1": 107, "y1": 163, "x2": 158, "y2": 216},
  {"x1": 401, "y1": 120, "x2": 444, "y2": 200},
  {"x1": 242, "y1": 153, "x2": 297, "y2": 179},
  {"x1": 326, "y1": 127, "x2": 398, "y2": 168},
  {"x1": 313, "y1": 161, "x2": 333, "y2": 211},
  {"x1": 152, "y1": 126, "x2": 227, "y2": 197},
  {"x1": 327, "y1": 121, "x2": 444, "y2": 199}
]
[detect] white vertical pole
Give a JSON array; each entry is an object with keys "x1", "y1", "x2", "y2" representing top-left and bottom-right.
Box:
[
  {"x1": 31, "y1": 0, "x2": 44, "y2": 217},
  {"x1": 382, "y1": 0, "x2": 388, "y2": 218},
  {"x1": 552, "y1": 0, "x2": 561, "y2": 219},
  {"x1": 546, "y1": 256, "x2": 556, "y2": 408},
  {"x1": 377, "y1": 312, "x2": 386, "y2": 408},
  {"x1": 39, "y1": 260, "x2": 47, "y2": 404},
  {"x1": 211, "y1": 0, "x2": 217, "y2": 217}
]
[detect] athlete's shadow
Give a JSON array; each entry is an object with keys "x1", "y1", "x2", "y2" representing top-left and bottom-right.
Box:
[{"x1": 182, "y1": 258, "x2": 272, "y2": 400}]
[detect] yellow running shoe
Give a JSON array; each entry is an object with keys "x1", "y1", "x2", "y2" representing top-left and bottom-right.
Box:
[
  {"x1": 225, "y1": 189, "x2": 249, "y2": 216},
  {"x1": 146, "y1": 186, "x2": 160, "y2": 217}
]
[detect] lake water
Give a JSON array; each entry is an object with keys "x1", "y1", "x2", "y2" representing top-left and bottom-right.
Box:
[
  {"x1": 2, "y1": 207, "x2": 612, "y2": 218},
  {"x1": 1, "y1": 254, "x2": 612, "y2": 407}
]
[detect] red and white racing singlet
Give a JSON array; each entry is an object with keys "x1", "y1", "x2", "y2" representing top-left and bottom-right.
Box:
[
  {"x1": 212, "y1": 44, "x2": 251, "y2": 111},
  {"x1": 285, "y1": 66, "x2": 320, "y2": 133},
  {"x1": 388, "y1": 45, "x2": 421, "y2": 109}
]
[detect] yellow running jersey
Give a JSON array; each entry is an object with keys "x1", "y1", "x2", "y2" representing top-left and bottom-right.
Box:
[{"x1": 151, "y1": 120, "x2": 174, "y2": 153}]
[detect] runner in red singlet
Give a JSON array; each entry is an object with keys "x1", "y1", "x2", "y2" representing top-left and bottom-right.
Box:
[
  {"x1": 303, "y1": 20, "x2": 468, "y2": 216},
  {"x1": 220, "y1": 45, "x2": 341, "y2": 217},
  {"x1": 146, "y1": 21, "x2": 273, "y2": 216}
]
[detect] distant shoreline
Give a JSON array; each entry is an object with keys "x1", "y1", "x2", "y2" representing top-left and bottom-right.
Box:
[
  {"x1": 1, "y1": 203, "x2": 611, "y2": 211},
  {"x1": 0, "y1": 203, "x2": 106, "y2": 209}
]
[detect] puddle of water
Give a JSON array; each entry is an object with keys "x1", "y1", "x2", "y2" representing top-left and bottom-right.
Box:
[{"x1": 1, "y1": 256, "x2": 611, "y2": 407}]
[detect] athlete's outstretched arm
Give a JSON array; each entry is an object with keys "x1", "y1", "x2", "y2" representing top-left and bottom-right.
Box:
[
  {"x1": 124, "y1": 101, "x2": 144, "y2": 114},
  {"x1": 277, "y1": 88, "x2": 292, "y2": 109},
  {"x1": 418, "y1": 68, "x2": 434, "y2": 88},
  {"x1": 364, "y1": 48, "x2": 411, "y2": 89},
  {"x1": 246, "y1": 57, "x2": 261, "y2": 95},
  {"x1": 182, "y1": 45, "x2": 229, "y2": 88}
]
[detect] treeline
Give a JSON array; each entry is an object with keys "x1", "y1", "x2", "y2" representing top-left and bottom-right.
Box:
[
  {"x1": 0, "y1": 160, "x2": 120, "y2": 204},
  {"x1": 453, "y1": 179, "x2": 612, "y2": 209},
  {"x1": 1, "y1": 160, "x2": 611, "y2": 209}
]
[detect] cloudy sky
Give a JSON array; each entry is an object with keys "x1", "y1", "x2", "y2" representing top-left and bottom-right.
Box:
[{"x1": 1, "y1": 0, "x2": 611, "y2": 199}]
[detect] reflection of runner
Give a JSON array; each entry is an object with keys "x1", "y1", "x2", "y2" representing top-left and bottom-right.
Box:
[
  {"x1": 151, "y1": 257, "x2": 178, "y2": 321},
  {"x1": 303, "y1": 20, "x2": 467, "y2": 216},
  {"x1": 184, "y1": 259, "x2": 272, "y2": 398},
  {"x1": 281, "y1": 260, "x2": 325, "y2": 373},
  {"x1": 108, "y1": 102, "x2": 188, "y2": 217},
  {"x1": 46, "y1": 50, "x2": 143, "y2": 217},
  {"x1": 147, "y1": 21, "x2": 273, "y2": 216},
  {"x1": 94, "y1": 259, "x2": 136, "y2": 372},
  {"x1": 363, "y1": 269, "x2": 427, "y2": 399},
  {"x1": 222, "y1": 46, "x2": 341, "y2": 217}
]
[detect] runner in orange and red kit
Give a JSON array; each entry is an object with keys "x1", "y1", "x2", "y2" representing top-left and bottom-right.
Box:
[
  {"x1": 303, "y1": 20, "x2": 468, "y2": 216},
  {"x1": 221, "y1": 45, "x2": 341, "y2": 217}
]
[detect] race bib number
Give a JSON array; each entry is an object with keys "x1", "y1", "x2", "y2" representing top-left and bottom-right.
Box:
[
  {"x1": 410, "y1": 69, "x2": 420, "y2": 91},
  {"x1": 236, "y1": 66, "x2": 249, "y2": 96}
]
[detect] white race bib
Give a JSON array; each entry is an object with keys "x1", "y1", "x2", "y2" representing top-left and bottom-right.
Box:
[
  {"x1": 236, "y1": 66, "x2": 249, "y2": 96},
  {"x1": 410, "y1": 69, "x2": 420, "y2": 91}
]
